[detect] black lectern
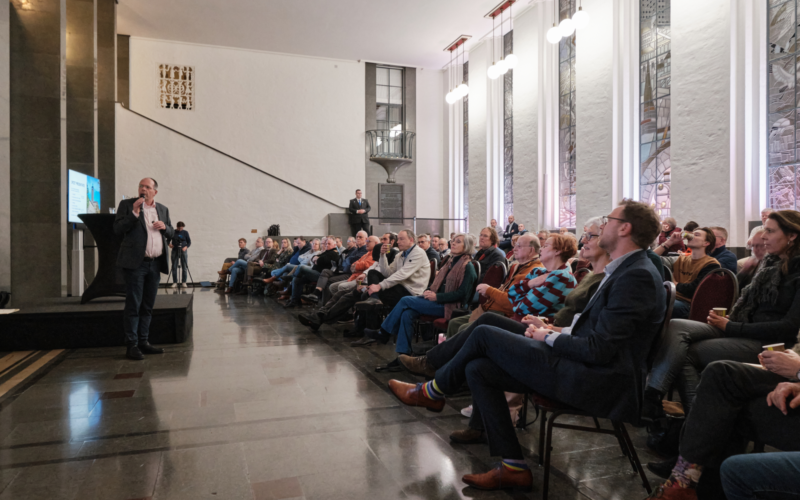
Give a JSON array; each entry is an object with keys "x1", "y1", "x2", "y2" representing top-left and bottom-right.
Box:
[{"x1": 79, "y1": 213, "x2": 126, "y2": 304}]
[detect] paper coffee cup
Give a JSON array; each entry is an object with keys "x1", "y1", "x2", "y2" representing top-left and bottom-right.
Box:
[
  {"x1": 712, "y1": 307, "x2": 727, "y2": 317},
  {"x1": 763, "y1": 343, "x2": 786, "y2": 352}
]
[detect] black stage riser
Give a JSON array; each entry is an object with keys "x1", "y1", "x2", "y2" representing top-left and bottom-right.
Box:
[{"x1": 0, "y1": 296, "x2": 192, "y2": 351}]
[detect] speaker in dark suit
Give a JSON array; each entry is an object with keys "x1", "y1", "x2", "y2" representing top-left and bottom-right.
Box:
[
  {"x1": 348, "y1": 189, "x2": 371, "y2": 236},
  {"x1": 113, "y1": 178, "x2": 174, "y2": 361}
]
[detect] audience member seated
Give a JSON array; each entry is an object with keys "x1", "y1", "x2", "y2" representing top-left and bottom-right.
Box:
[
  {"x1": 260, "y1": 238, "x2": 292, "y2": 277},
  {"x1": 305, "y1": 231, "x2": 398, "y2": 335},
  {"x1": 283, "y1": 237, "x2": 340, "y2": 308},
  {"x1": 386, "y1": 199, "x2": 665, "y2": 492},
  {"x1": 297, "y1": 238, "x2": 321, "y2": 267},
  {"x1": 658, "y1": 217, "x2": 685, "y2": 253},
  {"x1": 302, "y1": 231, "x2": 368, "y2": 304},
  {"x1": 490, "y1": 219, "x2": 499, "y2": 231},
  {"x1": 216, "y1": 238, "x2": 250, "y2": 287},
  {"x1": 559, "y1": 227, "x2": 569, "y2": 235},
  {"x1": 537, "y1": 230, "x2": 550, "y2": 244},
  {"x1": 709, "y1": 226, "x2": 738, "y2": 273},
  {"x1": 517, "y1": 224, "x2": 528, "y2": 235},
  {"x1": 336, "y1": 236, "x2": 346, "y2": 253},
  {"x1": 498, "y1": 215, "x2": 520, "y2": 250},
  {"x1": 245, "y1": 237, "x2": 276, "y2": 283},
  {"x1": 643, "y1": 360, "x2": 800, "y2": 500},
  {"x1": 225, "y1": 237, "x2": 268, "y2": 293},
  {"x1": 667, "y1": 227, "x2": 721, "y2": 319},
  {"x1": 645, "y1": 210, "x2": 800, "y2": 417},
  {"x1": 349, "y1": 230, "x2": 431, "y2": 349},
  {"x1": 448, "y1": 232, "x2": 456, "y2": 248},
  {"x1": 417, "y1": 234, "x2": 440, "y2": 268},
  {"x1": 437, "y1": 239, "x2": 450, "y2": 261},
  {"x1": 737, "y1": 228, "x2": 766, "y2": 284},
  {"x1": 441, "y1": 233, "x2": 543, "y2": 340},
  {"x1": 263, "y1": 236, "x2": 312, "y2": 283},
  {"x1": 749, "y1": 207, "x2": 775, "y2": 241},
  {"x1": 474, "y1": 227, "x2": 508, "y2": 282},
  {"x1": 505, "y1": 234, "x2": 520, "y2": 260},
  {"x1": 362, "y1": 233, "x2": 477, "y2": 372}
]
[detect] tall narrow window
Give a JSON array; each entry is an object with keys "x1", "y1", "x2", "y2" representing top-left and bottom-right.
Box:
[
  {"x1": 558, "y1": 0, "x2": 577, "y2": 228},
  {"x1": 504, "y1": 30, "x2": 514, "y2": 219},
  {"x1": 464, "y1": 60, "x2": 470, "y2": 229},
  {"x1": 767, "y1": 1, "x2": 798, "y2": 209},
  {"x1": 376, "y1": 66, "x2": 404, "y2": 131},
  {"x1": 640, "y1": 0, "x2": 671, "y2": 219}
]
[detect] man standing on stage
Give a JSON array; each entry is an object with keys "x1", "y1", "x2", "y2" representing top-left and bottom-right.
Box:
[
  {"x1": 348, "y1": 189, "x2": 371, "y2": 236},
  {"x1": 114, "y1": 178, "x2": 174, "y2": 361}
]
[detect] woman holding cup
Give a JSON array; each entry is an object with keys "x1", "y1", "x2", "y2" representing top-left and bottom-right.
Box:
[{"x1": 645, "y1": 210, "x2": 800, "y2": 418}]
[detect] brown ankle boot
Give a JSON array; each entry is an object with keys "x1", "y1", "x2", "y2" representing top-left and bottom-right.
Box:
[
  {"x1": 398, "y1": 354, "x2": 436, "y2": 378},
  {"x1": 449, "y1": 428, "x2": 485, "y2": 444}
]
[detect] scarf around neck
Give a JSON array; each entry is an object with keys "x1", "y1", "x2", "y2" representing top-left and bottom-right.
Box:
[{"x1": 429, "y1": 253, "x2": 472, "y2": 320}]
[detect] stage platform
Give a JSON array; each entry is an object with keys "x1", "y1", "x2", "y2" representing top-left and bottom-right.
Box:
[{"x1": 0, "y1": 294, "x2": 193, "y2": 351}]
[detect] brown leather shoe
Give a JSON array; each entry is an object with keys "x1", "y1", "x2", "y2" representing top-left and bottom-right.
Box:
[
  {"x1": 278, "y1": 293, "x2": 291, "y2": 301},
  {"x1": 225, "y1": 287, "x2": 233, "y2": 294},
  {"x1": 462, "y1": 466, "x2": 533, "y2": 491},
  {"x1": 450, "y1": 428, "x2": 485, "y2": 444},
  {"x1": 262, "y1": 276, "x2": 277, "y2": 284},
  {"x1": 387, "y1": 380, "x2": 445, "y2": 413},
  {"x1": 398, "y1": 354, "x2": 436, "y2": 378},
  {"x1": 645, "y1": 485, "x2": 698, "y2": 500}
]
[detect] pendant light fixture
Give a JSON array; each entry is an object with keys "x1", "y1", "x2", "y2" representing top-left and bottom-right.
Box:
[
  {"x1": 573, "y1": 0, "x2": 590, "y2": 30},
  {"x1": 487, "y1": 13, "x2": 500, "y2": 80},
  {"x1": 444, "y1": 35, "x2": 472, "y2": 105},
  {"x1": 504, "y1": 1, "x2": 518, "y2": 69},
  {"x1": 548, "y1": 0, "x2": 589, "y2": 45},
  {"x1": 456, "y1": 43, "x2": 470, "y2": 98},
  {"x1": 496, "y1": 8, "x2": 509, "y2": 76},
  {"x1": 445, "y1": 48, "x2": 457, "y2": 104},
  {"x1": 547, "y1": 0, "x2": 562, "y2": 44}
]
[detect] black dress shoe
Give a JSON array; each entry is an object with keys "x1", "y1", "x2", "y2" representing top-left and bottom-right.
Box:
[
  {"x1": 299, "y1": 312, "x2": 322, "y2": 331},
  {"x1": 350, "y1": 336, "x2": 376, "y2": 347},
  {"x1": 301, "y1": 294, "x2": 319, "y2": 303},
  {"x1": 126, "y1": 345, "x2": 144, "y2": 360},
  {"x1": 647, "y1": 456, "x2": 678, "y2": 479},
  {"x1": 138, "y1": 343, "x2": 164, "y2": 354},
  {"x1": 365, "y1": 328, "x2": 391, "y2": 345},
  {"x1": 375, "y1": 358, "x2": 404, "y2": 372},
  {"x1": 283, "y1": 301, "x2": 300, "y2": 309},
  {"x1": 355, "y1": 298, "x2": 383, "y2": 311}
]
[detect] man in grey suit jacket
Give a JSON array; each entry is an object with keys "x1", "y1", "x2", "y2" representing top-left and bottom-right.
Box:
[
  {"x1": 387, "y1": 200, "x2": 665, "y2": 492},
  {"x1": 114, "y1": 177, "x2": 174, "y2": 361},
  {"x1": 348, "y1": 189, "x2": 371, "y2": 236}
]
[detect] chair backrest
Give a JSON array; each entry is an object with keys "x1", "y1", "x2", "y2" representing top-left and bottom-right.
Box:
[
  {"x1": 478, "y1": 262, "x2": 508, "y2": 305},
  {"x1": 427, "y1": 260, "x2": 437, "y2": 287},
  {"x1": 465, "y1": 261, "x2": 481, "y2": 307},
  {"x1": 573, "y1": 267, "x2": 591, "y2": 284},
  {"x1": 647, "y1": 281, "x2": 677, "y2": 371},
  {"x1": 687, "y1": 268, "x2": 739, "y2": 323},
  {"x1": 662, "y1": 266, "x2": 673, "y2": 283}
]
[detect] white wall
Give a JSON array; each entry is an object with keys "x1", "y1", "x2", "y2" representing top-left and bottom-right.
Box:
[
  {"x1": 416, "y1": 68, "x2": 445, "y2": 219},
  {"x1": 115, "y1": 104, "x2": 340, "y2": 281},
  {"x1": 128, "y1": 37, "x2": 365, "y2": 209},
  {"x1": 468, "y1": 40, "x2": 489, "y2": 232}
]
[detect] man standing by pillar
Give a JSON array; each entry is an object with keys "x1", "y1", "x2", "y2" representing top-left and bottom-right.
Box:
[
  {"x1": 114, "y1": 178, "x2": 174, "y2": 361},
  {"x1": 348, "y1": 189, "x2": 371, "y2": 236}
]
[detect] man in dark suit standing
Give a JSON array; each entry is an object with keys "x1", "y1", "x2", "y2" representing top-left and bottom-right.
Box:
[
  {"x1": 387, "y1": 199, "x2": 665, "y2": 492},
  {"x1": 114, "y1": 178, "x2": 174, "y2": 361},
  {"x1": 348, "y1": 189, "x2": 371, "y2": 237}
]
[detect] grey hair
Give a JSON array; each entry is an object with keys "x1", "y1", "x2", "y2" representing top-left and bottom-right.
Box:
[
  {"x1": 584, "y1": 216, "x2": 604, "y2": 233},
  {"x1": 347, "y1": 236, "x2": 356, "y2": 243},
  {"x1": 399, "y1": 229, "x2": 416, "y2": 242},
  {"x1": 355, "y1": 231, "x2": 368, "y2": 239},
  {"x1": 452, "y1": 233, "x2": 476, "y2": 256}
]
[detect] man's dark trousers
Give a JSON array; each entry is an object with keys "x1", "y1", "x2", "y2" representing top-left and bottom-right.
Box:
[
  {"x1": 123, "y1": 259, "x2": 161, "y2": 347},
  {"x1": 351, "y1": 223, "x2": 369, "y2": 237},
  {"x1": 435, "y1": 325, "x2": 562, "y2": 459},
  {"x1": 170, "y1": 249, "x2": 188, "y2": 283},
  {"x1": 427, "y1": 312, "x2": 523, "y2": 369},
  {"x1": 352, "y1": 270, "x2": 412, "y2": 331}
]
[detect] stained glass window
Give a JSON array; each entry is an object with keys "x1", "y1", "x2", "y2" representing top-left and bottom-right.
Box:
[
  {"x1": 464, "y1": 61, "x2": 470, "y2": 229},
  {"x1": 767, "y1": 0, "x2": 800, "y2": 209},
  {"x1": 559, "y1": 0, "x2": 577, "y2": 227},
  {"x1": 504, "y1": 30, "x2": 514, "y2": 220},
  {"x1": 640, "y1": 0, "x2": 671, "y2": 219}
]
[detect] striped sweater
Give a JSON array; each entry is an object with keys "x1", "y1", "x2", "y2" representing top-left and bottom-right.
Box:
[{"x1": 507, "y1": 264, "x2": 577, "y2": 318}]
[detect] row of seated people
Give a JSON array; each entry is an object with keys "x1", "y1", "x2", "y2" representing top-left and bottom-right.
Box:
[{"x1": 278, "y1": 201, "x2": 799, "y2": 498}]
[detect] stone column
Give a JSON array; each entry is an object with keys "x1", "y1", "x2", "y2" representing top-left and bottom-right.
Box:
[
  {"x1": 0, "y1": 0, "x2": 10, "y2": 293},
  {"x1": 97, "y1": 0, "x2": 114, "y2": 213}
]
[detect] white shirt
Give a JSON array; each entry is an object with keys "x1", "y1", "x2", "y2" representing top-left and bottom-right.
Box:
[{"x1": 140, "y1": 201, "x2": 163, "y2": 259}]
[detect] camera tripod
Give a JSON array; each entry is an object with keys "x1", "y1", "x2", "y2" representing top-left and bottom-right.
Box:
[{"x1": 167, "y1": 247, "x2": 195, "y2": 290}]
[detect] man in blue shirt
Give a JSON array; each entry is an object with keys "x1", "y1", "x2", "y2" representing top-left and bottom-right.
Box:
[{"x1": 709, "y1": 227, "x2": 738, "y2": 274}]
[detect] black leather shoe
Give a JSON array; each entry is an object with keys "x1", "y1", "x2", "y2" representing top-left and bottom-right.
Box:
[
  {"x1": 299, "y1": 312, "x2": 322, "y2": 331},
  {"x1": 375, "y1": 358, "x2": 404, "y2": 372},
  {"x1": 283, "y1": 301, "x2": 300, "y2": 309},
  {"x1": 365, "y1": 328, "x2": 391, "y2": 345},
  {"x1": 138, "y1": 343, "x2": 164, "y2": 355},
  {"x1": 301, "y1": 294, "x2": 319, "y2": 303},
  {"x1": 126, "y1": 345, "x2": 144, "y2": 360},
  {"x1": 350, "y1": 336, "x2": 376, "y2": 347},
  {"x1": 355, "y1": 298, "x2": 383, "y2": 312},
  {"x1": 647, "y1": 456, "x2": 678, "y2": 479}
]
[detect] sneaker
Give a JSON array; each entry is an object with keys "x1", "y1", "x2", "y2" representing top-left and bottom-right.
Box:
[
  {"x1": 461, "y1": 405, "x2": 473, "y2": 418},
  {"x1": 169, "y1": 283, "x2": 177, "y2": 288}
]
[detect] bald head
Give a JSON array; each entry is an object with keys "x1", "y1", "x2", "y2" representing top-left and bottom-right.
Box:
[
  {"x1": 366, "y1": 235, "x2": 381, "y2": 251},
  {"x1": 513, "y1": 233, "x2": 541, "y2": 264}
]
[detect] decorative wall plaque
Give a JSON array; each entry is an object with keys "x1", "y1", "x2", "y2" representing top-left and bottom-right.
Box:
[{"x1": 379, "y1": 184, "x2": 404, "y2": 224}]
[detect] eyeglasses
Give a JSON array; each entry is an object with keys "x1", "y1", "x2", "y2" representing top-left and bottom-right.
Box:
[
  {"x1": 602, "y1": 216, "x2": 629, "y2": 226},
  {"x1": 581, "y1": 232, "x2": 600, "y2": 241}
]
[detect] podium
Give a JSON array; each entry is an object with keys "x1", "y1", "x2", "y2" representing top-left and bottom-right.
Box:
[{"x1": 78, "y1": 213, "x2": 126, "y2": 304}]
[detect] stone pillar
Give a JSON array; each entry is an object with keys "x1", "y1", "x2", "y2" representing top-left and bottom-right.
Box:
[
  {"x1": 10, "y1": 0, "x2": 66, "y2": 306},
  {"x1": 0, "y1": 0, "x2": 10, "y2": 293},
  {"x1": 467, "y1": 40, "x2": 488, "y2": 232},
  {"x1": 97, "y1": 0, "x2": 114, "y2": 213}
]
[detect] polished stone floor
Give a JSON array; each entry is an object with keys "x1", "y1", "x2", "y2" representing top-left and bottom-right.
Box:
[{"x1": 0, "y1": 289, "x2": 666, "y2": 499}]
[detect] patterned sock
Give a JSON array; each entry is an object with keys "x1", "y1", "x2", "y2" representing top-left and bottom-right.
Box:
[
  {"x1": 663, "y1": 456, "x2": 703, "y2": 489},
  {"x1": 502, "y1": 459, "x2": 530, "y2": 472},
  {"x1": 421, "y1": 379, "x2": 445, "y2": 401}
]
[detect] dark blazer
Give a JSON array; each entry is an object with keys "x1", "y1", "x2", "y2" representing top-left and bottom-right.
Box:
[
  {"x1": 550, "y1": 249, "x2": 666, "y2": 423},
  {"x1": 348, "y1": 198, "x2": 371, "y2": 224},
  {"x1": 503, "y1": 222, "x2": 519, "y2": 240},
  {"x1": 114, "y1": 198, "x2": 174, "y2": 274},
  {"x1": 474, "y1": 247, "x2": 508, "y2": 281}
]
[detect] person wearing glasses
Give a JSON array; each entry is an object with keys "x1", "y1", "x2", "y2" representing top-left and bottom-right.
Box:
[{"x1": 387, "y1": 200, "x2": 666, "y2": 492}]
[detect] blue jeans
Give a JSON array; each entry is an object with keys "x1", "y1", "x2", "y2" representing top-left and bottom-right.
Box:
[
  {"x1": 171, "y1": 249, "x2": 188, "y2": 283},
  {"x1": 122, "y1": 260, "x2": 161, "y2": 346},
  {"x1": 672, "y1": 298, "x2": 691, "y2": 319},
  {"x1": 721, "y1": 452, "x2": 800, "y2": 500},
  {"x1": 291, "y1": 266, "x2": 321, "y2": 302},
  {"x1": 380, "y1": 295, "x2": 445, "y2": 355},
  {"x1": 229, "y1": 259, "x2": 248, "y2": 286},
  {"x1": 270, "y1": 263, "x2": 296, "y2": 278}
]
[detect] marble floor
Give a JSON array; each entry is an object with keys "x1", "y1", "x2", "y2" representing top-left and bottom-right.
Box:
[{"x1": 0, "y1": 289, "x2": 666, "y2": 499}]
